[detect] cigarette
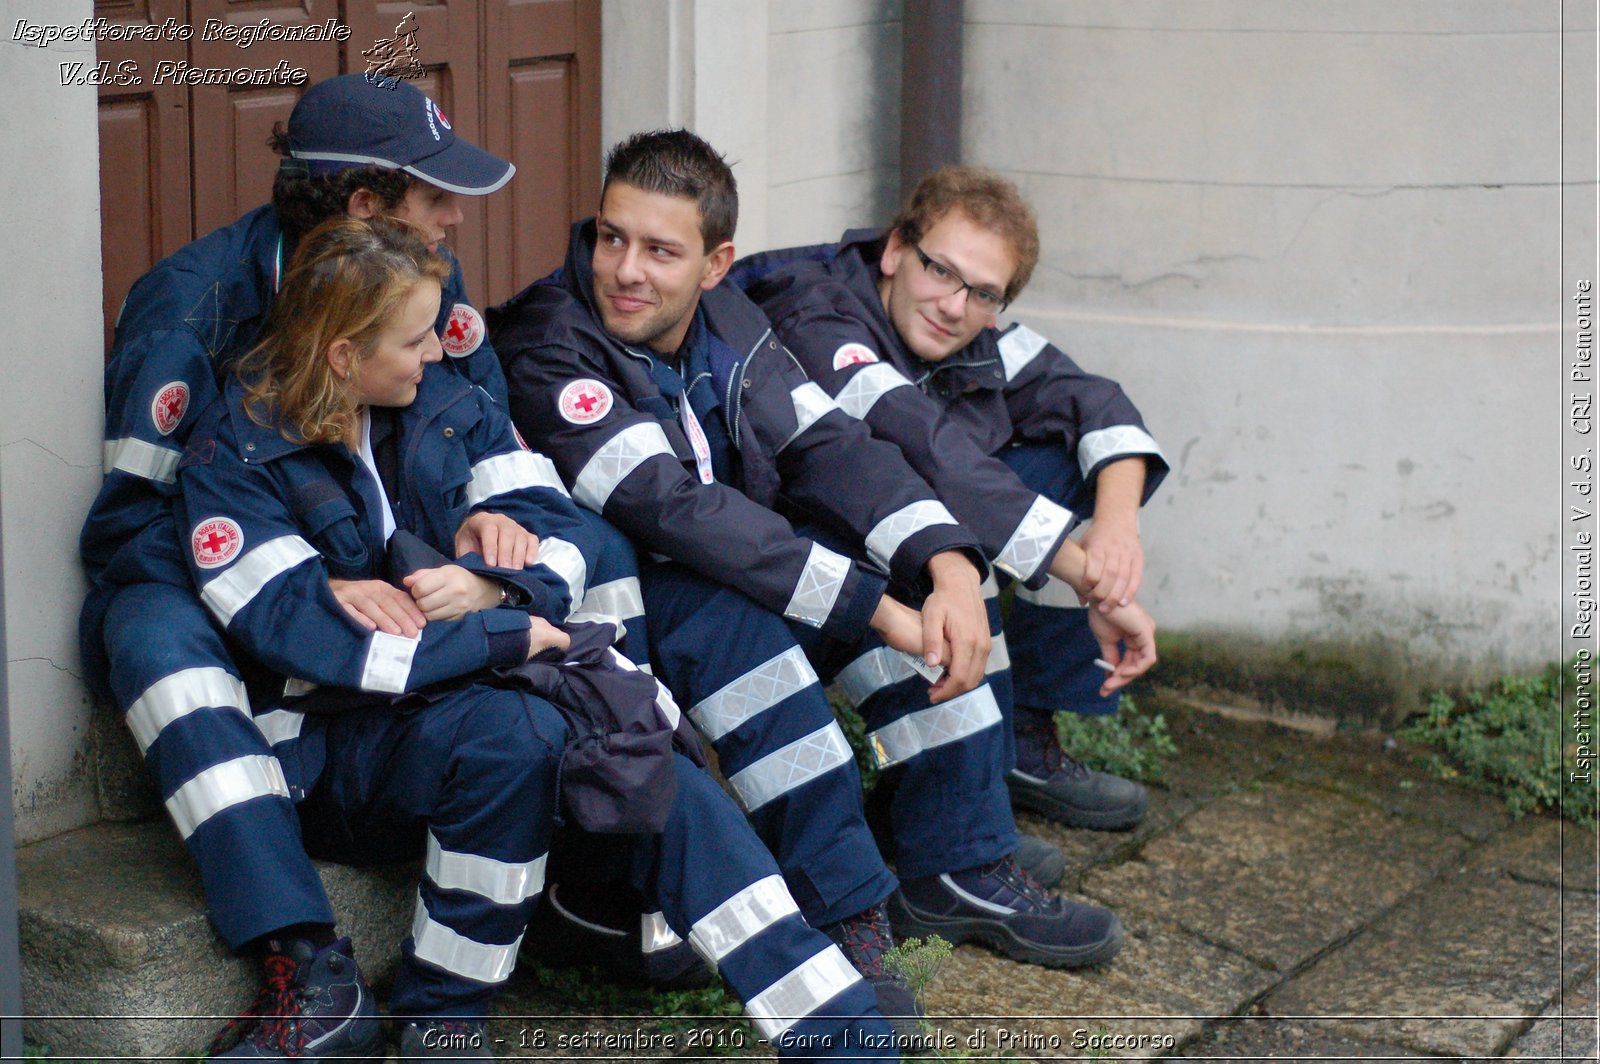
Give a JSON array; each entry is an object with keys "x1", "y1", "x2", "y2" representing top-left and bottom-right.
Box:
[{"x1": 1094, "y1": 658, "x2": 1116, "y2": 673}]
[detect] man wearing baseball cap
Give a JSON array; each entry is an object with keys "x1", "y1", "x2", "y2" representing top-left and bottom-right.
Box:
[{"x1": 78, "y1": 75, "x2": 639, "y2": 1060}]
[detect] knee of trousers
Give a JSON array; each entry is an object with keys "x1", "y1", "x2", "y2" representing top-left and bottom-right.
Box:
[{"x1": 430, "y1": 686, "x2": 568, "y2": 806}]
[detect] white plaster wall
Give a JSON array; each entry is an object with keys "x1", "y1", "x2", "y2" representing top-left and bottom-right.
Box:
[
  {"x1": 964, "y1": 0, "x2": 1581, "y2": 674},
  {"x1": 1, "y1": 0, "x2": 104, "y2": 841},
  {"x1": 601, "y1": 0, "x2": 902, "y2": 254}
]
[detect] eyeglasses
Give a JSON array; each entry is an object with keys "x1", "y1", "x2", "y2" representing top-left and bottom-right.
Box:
[{"x1": 913, "y1": 245, "x2": 1009, "y2": 313}]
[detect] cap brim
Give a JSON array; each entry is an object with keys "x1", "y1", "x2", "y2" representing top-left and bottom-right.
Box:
[{"x1": 403, "y1": 138, "x2": 515, "y2": 196}]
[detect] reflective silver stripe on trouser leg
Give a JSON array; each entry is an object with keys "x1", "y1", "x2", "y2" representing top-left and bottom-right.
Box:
[
  {"x1": 689, "y1": 646, "x2": 818, "y2": 742},
  {"x1": 865, "y1": 685, "x2": 1004, "y2": 770},
  {"x1": 981, "y1": 573, "x2": 1011, "y2": 674},
  {"x1": 125, "y1": 666, "x2": 251, "y2": 754},
  {"x1": 568, "y1": 576, "x2": 645, "y2": 637},
  {"x1": 686, "y1": 874, "x2": 800, "y2": 963},
  {"x1": 744, "y1": 945, "x2": 864, "y2": 1040},
  {"x1": 726, "y1": 723, "x2": 854, "y2": 811},
  {"x1": 165, "y1": 755, "x2": 291, "y2": 839},
  {"x1": 411, "y1": 833, "x2": 547, "y2": 983},
  {"x1": 1013, "y1": 574, "x2": 1082, "y2": 609},
  {"x1": 409, "y1": 895, "x2": 524, "y2": 985}
]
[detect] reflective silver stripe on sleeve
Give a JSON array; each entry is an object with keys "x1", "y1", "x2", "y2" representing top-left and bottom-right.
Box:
[
  {"x1": 745, "y1": 945, "x2": 863, "y2": 1040},
  {"x1": 535, "y1": 536, "x2": 588, "y2": 617},
  {"x1": 689, "y1": 647, "x2": 818, "y2": 742},
  {"x1": 779, "y1": 383, "x2": 838, "y2": 450},
  {"x1": 166, "y1": 754, "x2": 290, "y2": 839},
  {"x1": 834, "y1": 364, "x2": 911, "y2": 420},
  {"x1": 360, "y1": 630, "x2": 420, "y2": 694},
  {"x1": 1077, "y1": 425, "x2": 1166, "y2": 480},
  {"x1": 126, "y1": 667, "x2": 251, "y2": 754},
  {"x1": 569, "y1": 577, "x2": 644, "y2": 626},
  {"x1": 200, "y1": 535, "x2": 320, "y2": 628},
  {"x1": 104, "y1": 437, "x2": 182, "y2": 484},
  {"x1": 466, "y1": 450, "x2": 570, "y2": 506},
  {"x1": 864, "y1": 500, "x2": 959, "y2": 572},
  {"x1": 252, "y1": 709, "x2": 305, "y2": 747},
  {"x1": 994, "y1": 496, "x2": 1073, "y2": 583},
  {"x1": 571, "y1": 422, "x2": 676, "y2": 512},
  {"x1": 410, "y1": 896, "x2": 522, "y2": 985},
  {"x1": 1014, "y1": 574, "x2": 1083, "y2": 609},
  {"x1": 727, "y1": 722, "x2": 853, "y2": 811},
  {"x1": 425, "y1": 832, "x2": 546, "y2": 905},
  {"x1": 689, "y1": 875, "x2": 800, "y2": 964},
  {"x1": 866, "y1": 684, "x2": 1003, "y2": 770},
  {"x1": 642, "y1": 912, "x2": 686, "y2": 954},
  {"x1": 607, "y1": 649, "x2": 682, "y2": 729},
  {"x1": 998, "y1": 323, "x2": 1049, "y2": 380},
  {"x1": 783, "y1": 543, "x2": 851, "y2": 628}
]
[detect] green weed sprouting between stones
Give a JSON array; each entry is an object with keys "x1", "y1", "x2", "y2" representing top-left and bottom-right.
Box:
[
  {"x1": 1052, "y1": 695, "x2": 1178, "y2": 783},
  {"x1": 525, "y1": 960, "x2": 749, "y2": 1055},
  {"x1": 1399, "y1": 656, "x2": 1596, "y2": 825}
]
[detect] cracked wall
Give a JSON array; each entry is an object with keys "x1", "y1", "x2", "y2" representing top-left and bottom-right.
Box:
[
  {"x1": 963, "y1": 0, "x2": 1578, "y2": 680},
  {"x1": 3, "y1": 0, "x2": 104, "y2": 843}
]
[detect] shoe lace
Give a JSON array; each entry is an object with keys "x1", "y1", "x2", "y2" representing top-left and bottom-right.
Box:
[
  {"x1": 207, "y1": 952, "x2": 308, "y2": 1057},
  {"x1": 988, "y1": 855, "x2": 1056, "y2": 913},
  {"x1": 828, "y1": 904, "x2": 896, "y2": 981},
  {"x1": 1018, "y1": 716, "x2": 1085, "y2": 780}
]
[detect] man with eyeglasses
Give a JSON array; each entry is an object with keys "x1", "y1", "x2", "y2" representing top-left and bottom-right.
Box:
[{"x1": 741, "y1": 166, "x2": 1169, "y2": 838}]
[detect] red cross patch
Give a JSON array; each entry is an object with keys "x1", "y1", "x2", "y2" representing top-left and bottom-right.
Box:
[
  {"x1": 558, "y1": 379, "x2": 613, "y2": 425},
  {"x1": 192, "y1": 517, "x2": 244, "y2": 569},
  {"x1": 832, "y1": 343, "x2": 879, "y2": 370},
  {"x1": 151, "y1": 381, "x2": 190, "y2": 436},
  {"x1": 441, "y1": 303, "x2": 484, "y2": 357}
]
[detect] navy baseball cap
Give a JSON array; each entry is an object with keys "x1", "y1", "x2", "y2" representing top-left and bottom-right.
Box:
[{"x1": 287, "y1": 74, "x2": 514, "y2": 195}]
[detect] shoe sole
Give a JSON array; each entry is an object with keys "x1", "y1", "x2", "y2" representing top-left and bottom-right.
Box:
[
  {"x1": 1007, "y1": 773, "x2": 1148, "y2": 831},
  {"x1": 886, "y1": 892, "x2": 1125, "y2": 969}
]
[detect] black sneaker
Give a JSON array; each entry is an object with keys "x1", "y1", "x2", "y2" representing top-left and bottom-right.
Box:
[
  {"x1": 208, "y1": 937, "x2": 385, "y2": 1060},
  {"x1": 523, "y1": 882, "x2": 713, "y2": 990},
  {"x1": 397, "y1": 1019, "x2": 492, "y2": 1061},
  {"x1": 819, "y1": 903, "x2": 929, "y2": 1052},
  {"x1": 1009, "y1": 714, "x2": 1147, "y2": 830},
  {"x1": 888, "y1": 856, "x2": 1123, "y2": 969},
  {"x1": 1014, "y1": 833, "x2": 1066, "y2": 889}
]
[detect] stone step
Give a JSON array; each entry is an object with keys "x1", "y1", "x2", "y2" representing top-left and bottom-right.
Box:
[{"x1": 18, "y1": 819, "x2": 416, "y2": 1060}]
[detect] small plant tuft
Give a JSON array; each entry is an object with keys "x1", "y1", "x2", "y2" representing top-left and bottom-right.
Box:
[{"x1": 1052, "y1": 695, "x2": 1178, "y2": 783}]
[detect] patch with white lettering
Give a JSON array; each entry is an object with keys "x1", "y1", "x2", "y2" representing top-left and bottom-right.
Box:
[
  {"x1": 441, "y1": 303, "x2": 484, "y2": 357},
  {"x1": 558, "y1": 379, "x2": 614, "y2": 425},
  {"x1": 151, "y1": 381, "x2": 190, "y2": 436},
  {"x1": 192, "y1": 517, "x2": 244, "y2": 569},
  {"x1": 832, "y1": 343, "x2": 879, "y2": 370}
]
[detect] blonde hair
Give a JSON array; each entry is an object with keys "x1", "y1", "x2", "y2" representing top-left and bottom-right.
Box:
[
  {"x1": 237, "y1": 216, "x2": 451, "y2": 444},
  {"x1": 890, "y1": 166, "x2": 1040, "y2": 302}
]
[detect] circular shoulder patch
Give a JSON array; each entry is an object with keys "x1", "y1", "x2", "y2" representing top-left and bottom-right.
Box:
[
  {"x1": 558, "y1": 379, "x2": 614, "y2": 425},
  {"x1": 192, "y1": 517, "x2": 244, "y2": 569},
  {"x1": 151, "y1": 381, "x2": 190, "y2": 436},
  {"x1": 441, "y1": 303, "x2": 485, "y2": 357},
  {"x1": 832, "y1": 342, "x2": 879, "y2": 370}
]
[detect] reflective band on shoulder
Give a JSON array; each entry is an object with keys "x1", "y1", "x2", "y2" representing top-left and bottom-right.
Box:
[
  {"x1": 834, "y1": 647, "x2": 915, "y2": 709},
  {"x1": 998, "y1": 323, "x2": 1049, "y2": 381},
  {"x1": 1078, "y1": 425, "x2": 1166, "y2": 480},
  {"x1": 987, "y1": 630, "x2": 1011, "y2": 675},
  {"x1": 576, "y1": 577, "x2": 644, "y2": 622},
  {"x1": 410, "y1": 897, "x2": 522, "y2": 985},
  {"x1": 253, "y1": 709, "x2": 305, "y2": 747},
  {"x1": 834, "y1": 364, "x2": 910, "y2": 420},
  {"x1": 689, "y1": 874, "x2": 799, "y2": 964},
  {"x1": 780, "y1": 383, "x2": 837, "y2": 450},
  {"x1": 357, "y1": 631, "x2": 417, "y2": 694},
  {"x1": 104, "y1": 437, "x2": 182, "y2": 484},
  {"x1": 865, "y1": 500, "x2": 958, "y2": 572},
  {"x1": 126, "y1": 667, "x2": 250, "y2": 754},
  {"x1": 536, "y1": 537, "x2": 588, "y2": 616},
  {"x1": 166, "y1": 754, "x2": 290, "y2": 839},
  {"x1": 690, "y1": 647, "x2": 818, "y2": 741},
  {"x1": 642, "y1": 912, "x2": 686, "y2": 954},
  {"x1": 745, "y1": 944, "x2": 862, "y2": 1040},
  {"x1": 466, "y1": 450, "x2": 569, "y2": 506},
  {"x1": 200, "y1": 535, "x2": 320, "y2": 628},
  {"x1": 572, "y1": 422, "x2": 675, "y2": 512},
  {"x1": 783, "y1": 543, "x2": 850, "y2": 628},
  {"x1": 728, "y1": 723, "x2": 852, "y2": 811},
  {"x1": 995, "y1": 496, "x2": 1072, "y2": 583},
  {"x1": 425, "y1": 832, "x2": 546, "y2": 906},
  {"x1": 1014, "y1": 574, "x2": 1084, "y2": 610},
  {"x1": 866, "y1": 685, "x2": 1002, "y2": 770}
]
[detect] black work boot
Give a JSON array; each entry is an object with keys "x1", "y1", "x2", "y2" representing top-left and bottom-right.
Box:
[
  {"x1": 820, "y1": 902, "x2": 929, "y2": 1052},
  {"x1": 1008, "y1": 712, "x2": 1147, "y2": 830},
  {"x1": 208, "y1": 937, "x2": 384, "y2": 1061}
]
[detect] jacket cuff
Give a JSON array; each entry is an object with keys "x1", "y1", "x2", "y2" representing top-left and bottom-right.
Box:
[
  {"x1": 895, "y1": 525, "x2": 989, "y2": 597},
  {"x1": 822, "y1": 566, "x2": 887, "y2": 646},
  {"x1": 480, "y1": 608, "x2": 533, "y2": 667}
]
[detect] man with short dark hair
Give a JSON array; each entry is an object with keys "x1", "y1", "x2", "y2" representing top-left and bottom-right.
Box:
[
  {"x1": 492, "y1": 133, "x2": 1156, "y2": 1024},
  {"x1": 742, "y1": 167, "x2": 1169, "y2": 837}
]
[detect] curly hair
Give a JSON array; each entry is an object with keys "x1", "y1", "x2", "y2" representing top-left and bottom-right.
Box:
[
  {"x1": 236, "y1": 216, "x2": 451, "y2": 445},
  {"x1": 267, "y1": 123, "x2": 412, "y2": 245},
  {"x1": 890, "y1": 166, "x2": 1040, "y2": 302}
]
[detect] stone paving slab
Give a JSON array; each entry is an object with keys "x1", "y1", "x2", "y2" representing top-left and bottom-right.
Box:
[
  {"x1": 1082, "y1": 782, "x2": 1467, "y2": 972},
  {"x1": 1466, "y1": 816, "x2": 1599, "y2": 893},
  {"x1": 1169, "y1": 1015, "x2": 1428, "y2": 1062},
  {"x1": 918, "y1": 907, "x2": 1276, "y2": 1061},
  {"x1": 1505, "y1": 970, "x2": 1598, "y2": 1062},
  {"x1": 1266, "y1": 867, "x2": 1596, "y2": 1058}
]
